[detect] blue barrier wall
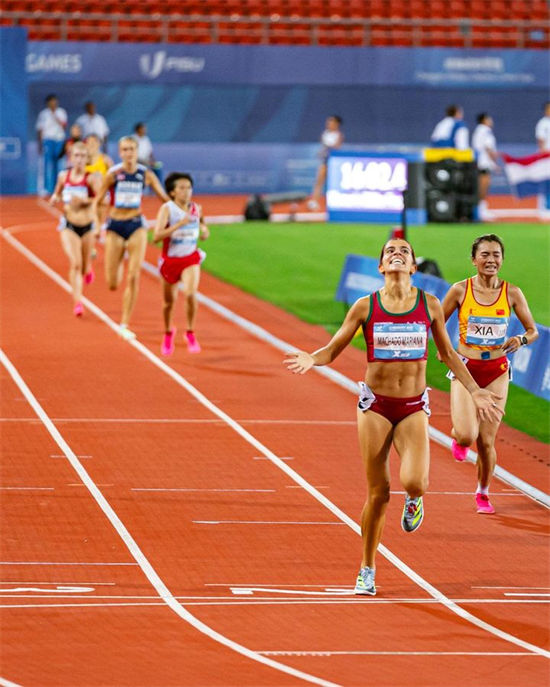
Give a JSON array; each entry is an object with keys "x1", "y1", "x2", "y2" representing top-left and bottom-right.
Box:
[
  {"x1": 335, "y1": 254, "x2": 550, "y2": 401},
  {"x1": 18, "y1": 41, "x2": 550, "y2": 194},
  {"x1": 0, "y1": 28, "x2": 28, "y2": 194}
]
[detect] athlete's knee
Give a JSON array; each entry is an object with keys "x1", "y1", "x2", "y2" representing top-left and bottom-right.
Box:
[
  {"x1": 126, "y1": 270, "x2": 141, "y2": 287},
  {"x1": 453, "y1": 428, "x2": 477, "y2": 447},
  {"x1": 368, "y1": 483, "x2": 391, "y2": 507},
  {"x1": 402, "y1": 476, "x2": 428, "y2": 498}
]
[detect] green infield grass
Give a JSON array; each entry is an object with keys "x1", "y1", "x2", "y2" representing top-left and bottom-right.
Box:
[{"x1": 162, "y1": 220, "x2": 550, "y2": 442}]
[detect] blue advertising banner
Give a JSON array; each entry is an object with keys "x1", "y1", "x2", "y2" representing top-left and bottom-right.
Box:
[
  {"x1": 25, "y1": 43, "x2": 549, "y2": 89},
  {"x1": 0, "y1": 28, "x2": 28, "y2": 194},
  {"x1": 335, "y1": 254, "x2": 550, "y2": 400}
]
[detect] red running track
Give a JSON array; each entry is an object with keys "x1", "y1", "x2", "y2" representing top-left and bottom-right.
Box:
[{"x1": 0, "y1": 197, "x2": 549, "y2": 687}]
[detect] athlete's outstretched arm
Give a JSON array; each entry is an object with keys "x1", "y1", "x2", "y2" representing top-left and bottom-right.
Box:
[{"x1": 284, "y1": 296, "x2": 370, "y2": 374}]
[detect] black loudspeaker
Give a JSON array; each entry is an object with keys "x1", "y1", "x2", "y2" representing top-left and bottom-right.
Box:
[
  {"x1": 425, "y1": 161, "x2": 454, "y2": 192},
  {"x1": 426, "y1": 189, "x2": 456, "y2": 222},
  {"x1": 417, "y1": 257, "x2": 443, "y2": 278},
  {"x1": 425, "y1": 160, "x2": 478, "y2": 222},
  {"x1": 244, "y1": 194, "x2": 270, "y2": 220}
]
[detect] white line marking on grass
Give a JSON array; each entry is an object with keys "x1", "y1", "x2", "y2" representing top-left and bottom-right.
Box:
[
  {"x1": 3, "y1": 227, "x2": 550, "y2": 661},
  {"x1": 0, "y1": 349, "x2": 341, "y2": 687},
  {"x1": 140, "y1": 259, "x2": 550, "y2": 510}
]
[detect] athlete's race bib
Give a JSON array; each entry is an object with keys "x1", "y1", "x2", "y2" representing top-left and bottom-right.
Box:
[
  {"x1": 62, "y1": 186, "x2": 88, "y2": 203},
  {"x1": 465, "y1": 315, "x2": 508, "y2": 347},
  {"x1": 114, "y1": 181, "x2": 142, "y2": 209},
  {"x1": 373, "y1": 322, "x2": 427, "y2": 360}
]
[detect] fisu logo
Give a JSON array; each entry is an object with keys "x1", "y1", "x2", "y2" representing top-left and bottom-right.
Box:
[{"x1": 140, "y1": 51, "x2": 205, "y2": 79}]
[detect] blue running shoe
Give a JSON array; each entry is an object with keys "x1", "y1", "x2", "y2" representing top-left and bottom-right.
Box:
[
  {"x1": 401, "y1": 495, "x2": 424, "y2": 533},
  {"x1": 354, "y1": 566, "x2": 376, "y2": 596}
]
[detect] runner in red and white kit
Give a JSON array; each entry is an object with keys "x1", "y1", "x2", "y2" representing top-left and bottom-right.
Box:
[
  {"x1": 284, "y1": 238, "x2": 502, "y2": 596},
  {"x1": 153, "y1": 172, "x2": 209, "y2": 355},
  {"x1": 49, "y1": 141, "x2": 100, "y2": 316}
]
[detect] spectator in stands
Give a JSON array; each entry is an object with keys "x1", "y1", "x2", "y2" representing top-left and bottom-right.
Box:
[
  {"x1": 308, "y1": 115, "x2": 344, "y2": 210},
  {"x1": 75, "y1": 101, "x2": 110, "y2": 150},
  {"x1": 36, "y1": 93, "x2": 67, "y2": 194},
  {"x1": 430, "y1": 105, "x2": 469, "y2": 150},
  {"x1": 472, "y1": 113, "x2": 499, "y2": 222},
  {"x1": 133, "y1": 122, "x2": 163, "y2": 183},
  {"x1": 535, "y1": 101, "x2": 550, "y2": 151}
]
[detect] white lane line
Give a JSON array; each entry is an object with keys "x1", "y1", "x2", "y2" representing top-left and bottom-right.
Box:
[
  {"x1": 2, "y1": 599, "x2": 549, "y2": 610},
  {"x1": 0, "y1": 586, "x2": 94, "y2": 594},
  {"x1": 0, "y1": 487, "x2": 54, "y2": 491},
  {"x1": 3, "y1": 227, "x2": 550, "y2": 660},
  {"x1": 156, "y1": 260, "x2": 550, "y2": 510},
  {"x1": 253, "y1": 455, "x2": 293, "y2": 460},
  {"x1": 51, "y1": 454, "x2": 92, "y2": 458},
  {"x1": 0, "y1": 348, "x2": 340, "y2": 687},
  {"x1": 193, "y1": 521, "x2": 346, "y2": 525},
  {"x1": 132, "y1": 488, "x2": 276, "y2": 493},
  {"x1": 0, "y1": 581, "x2": 115, "y2": 585},
  {"x1": 0, "y1": 677, "x2": 24, "y2": 687},
  {"x1": 260, "y1": 650, "x2": 537, "y2": 657},
  {"x1": 505, "y1": 593, "x2": 550, "y2": 597},
  {"x1": 0, "y1": 562, "x2": 137, "y2": 566},
  {"x1": 473, "y1": 586, "x2": 550, "y2": 590}
]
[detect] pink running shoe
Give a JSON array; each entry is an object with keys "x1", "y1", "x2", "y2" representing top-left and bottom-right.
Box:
[
  {"x1": 73, "y1": 302, "x2": 84, "y2": 317},
  {"x1": 84, "y1": 269, "x2": 95, "y2": 285},
  {"x1": 475, "y1": 493, "x2": 495, "y2": 514},
  {"x1": 185, "y1": 330, "x2": 201, "y2": 353},
  {"x1": 451, "y1": 439, "x2": 469, "y2": 462},
  {"x1": 161, "y1": 328, "x2": 177, "y2": 356}
]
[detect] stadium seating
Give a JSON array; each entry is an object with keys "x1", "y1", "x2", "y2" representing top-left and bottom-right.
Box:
[{"x1": 1, "y1": 0, "x2": 548, "y2": 47}]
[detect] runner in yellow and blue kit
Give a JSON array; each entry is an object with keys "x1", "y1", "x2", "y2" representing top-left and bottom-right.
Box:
[{"x1": 441, "y1": 234, "x2": 538, "y2": 514}]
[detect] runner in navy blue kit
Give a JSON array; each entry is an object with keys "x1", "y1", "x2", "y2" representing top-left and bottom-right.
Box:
[
  {"x1": 94, "y1": 136, "x2": 169, "y2": 340},
  {"x1": 153, "y1": 173, "x2": 209, "y2": 355},
  {"x1": 284, "y1": 238, "x2": 502, "y2": 596}
]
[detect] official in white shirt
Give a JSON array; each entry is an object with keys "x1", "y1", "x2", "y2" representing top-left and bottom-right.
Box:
[
  {"x1": 36, "y1": 93, "x2": 67, "y2": 194},
  {"x1": 535, "y1": 101, "x2": 550, "y2": 218},
  {"x1": 430, "y1": 105, "x2": 469, "y2": 150},
  {"x1": 472, "y1": 113, "x2": 499, "y2": 222},
  {"x1": 75, "y1": 101, "x2": 110, "y2": 149},
  {"x1": 133, "y1": 122, "x2": 163, "y2": 183},
  {"x1": 535, "y1": 101, "x2": 550, "y2": 151}
]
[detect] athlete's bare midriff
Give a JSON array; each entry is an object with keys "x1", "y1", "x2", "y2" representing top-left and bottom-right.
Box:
[
  {"x1": 109, "y1": 207, "x2": 143, "y2": 221},
  {"x1": 365, "y1": 359, "x2": 428, "y2": 397},
  {"x1": 456, "y1": 343, "x2": 507, "y2": 361}
]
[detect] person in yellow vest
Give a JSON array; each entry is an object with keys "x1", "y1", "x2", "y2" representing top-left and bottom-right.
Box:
[
  {"x1": 85, "y1": 133, "x2": 113, "y2": 247},
  {"x1": 85, "y1": 133, "x2": 113, "y2": 177},
  {"x1": 440, "y1": 234, "x2": 538, "y2": 514}
]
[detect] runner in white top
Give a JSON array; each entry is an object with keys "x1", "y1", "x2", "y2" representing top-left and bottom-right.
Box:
[
  {"x1": 153, "y1": 172, "x2": 209, "y2": 356},
  {"x1": 472, "y1": 113, "x2": 499, "y2": 222}
]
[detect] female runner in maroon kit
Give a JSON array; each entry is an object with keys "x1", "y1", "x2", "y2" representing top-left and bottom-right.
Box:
[{"x1": 284, "y1": 238, "x2": 502, "y2": 596}]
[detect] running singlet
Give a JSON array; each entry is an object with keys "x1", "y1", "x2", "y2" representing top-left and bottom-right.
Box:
[
  {"x1": 61, "y1": 168, "x2": 93, "y2": 204},
  {"x1": 363, "y1": 289, "x2": 431, "y2": 362},
  {"x1": 458, "y1": 277, "x2": 511, "y2": 350},
  {"x1": 109, "y1": 163, "x2": 146, "y2": 209},
  {"x1": 162, "y1": 200, "x2": 201, "y2": 258},
  {"x1": 85, "y1": 154, "x2": 109, "y2": 177}
]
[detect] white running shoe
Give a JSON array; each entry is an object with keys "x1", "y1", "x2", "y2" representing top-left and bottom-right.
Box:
[{"x1": 354, "y1": 566, "x2": 376, "y2": 596}]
